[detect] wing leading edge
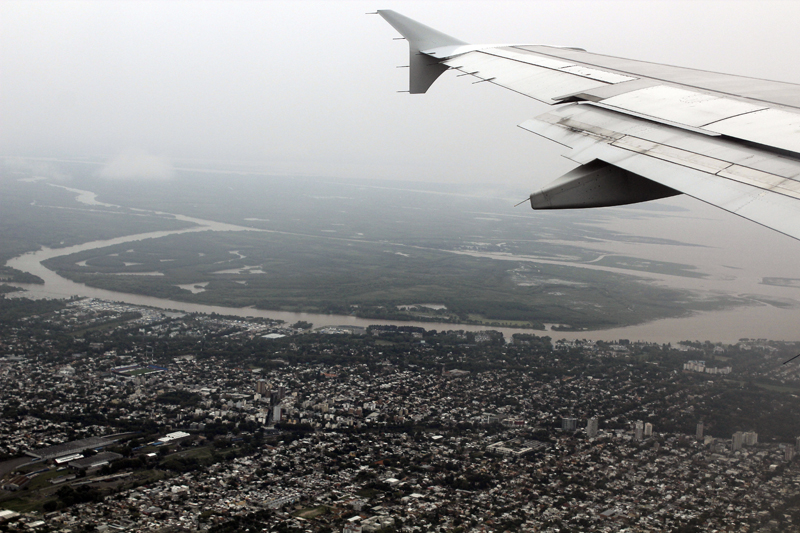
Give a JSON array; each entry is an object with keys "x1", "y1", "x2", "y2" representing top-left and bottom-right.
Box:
[{"x1": 377, "y1": 10, "x2": 800, "y2": 241}]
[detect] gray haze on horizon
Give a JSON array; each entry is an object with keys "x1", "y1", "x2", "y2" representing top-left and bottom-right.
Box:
[{"x1": 3, "y1": 0, "x2": 800, "y2": 191}]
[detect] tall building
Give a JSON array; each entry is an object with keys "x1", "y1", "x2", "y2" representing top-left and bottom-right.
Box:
[
  {"x1": 786, "y1": 446, "x2": 795, "y2": 462},
  {"x1": 562, "y1": 418, "x2": 577, "y2": 432},
  {"x1": 744, "y1": 431, "x2": 758, "y2": 446},
  {"x1": 696, "y1": 421, "x2": 704, "y2": 441},
  {"x1": 635, "y1": 421, "x2": 644, "y2": 442},
  {"x1": 270, "y1": 390, "x2": 281, "y2": 406},
  {"x1": 586, "y1": 417, "x2": 599, "y2": 438},
  {"x1": 272, "y1": 405, "x2": 282, "y2": 424},
  {"x1": 732, "y1": 431, "x2": 744, "y2": 452},
  {"x1": 255, "y1": 379, "x2": 269, "y2": 395},
  {"x1": 644, "y1": 422, "x2": 653, "y2": 437},
  {"x1": 796, "y1": 436, "x2": 800, "y2": 453}
]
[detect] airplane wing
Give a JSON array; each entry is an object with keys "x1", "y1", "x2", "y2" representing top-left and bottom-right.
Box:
[{"x1": 377, "y1": 10, "x2": 800, "y2": 241}]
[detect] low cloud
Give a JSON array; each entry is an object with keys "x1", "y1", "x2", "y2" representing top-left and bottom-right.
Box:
[{"x1": 98, "y1": 149, "x2": 174, "y2": 180}]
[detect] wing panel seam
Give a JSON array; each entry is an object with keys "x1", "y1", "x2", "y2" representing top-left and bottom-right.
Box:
[
  {"x1": 532, "y1": 113, "x2": 800, "y2": 200},
  {"x1": 606, "y1": 134, "x2": 800, "y2": 200}
]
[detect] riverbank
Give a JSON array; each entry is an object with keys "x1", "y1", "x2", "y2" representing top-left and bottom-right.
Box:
[{"x1": 5, "y1": 180, "x2": 800, "y2": 344}]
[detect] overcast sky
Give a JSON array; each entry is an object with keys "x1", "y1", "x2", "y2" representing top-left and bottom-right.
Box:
[{"x1": 2, "y1": 0, "x2": 799, "y2": 189}]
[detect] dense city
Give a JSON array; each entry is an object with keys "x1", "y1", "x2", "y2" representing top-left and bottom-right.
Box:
[{"x1": 2, "y1": 295, "x2": 800, "y2": 532}]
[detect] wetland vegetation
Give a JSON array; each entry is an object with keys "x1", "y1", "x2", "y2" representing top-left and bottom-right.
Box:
[{"x1": 4, "y1": 160, "x2": 745, "y2": 330}]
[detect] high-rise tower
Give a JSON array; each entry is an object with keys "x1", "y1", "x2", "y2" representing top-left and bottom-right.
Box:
[{"x1": 586, "y1": 417, "x2": 598, "y2": 438}]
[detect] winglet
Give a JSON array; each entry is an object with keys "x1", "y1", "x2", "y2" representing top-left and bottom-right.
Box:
[{"x1": 378, "y1": 10, "x2": 467, "y2": 94}]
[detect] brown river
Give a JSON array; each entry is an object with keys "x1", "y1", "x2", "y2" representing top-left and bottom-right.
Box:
[{"x1": 6, "y1": 186, "x2": 800, "y2": 344}]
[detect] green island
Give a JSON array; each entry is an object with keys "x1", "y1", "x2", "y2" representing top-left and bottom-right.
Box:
[
  {"x1": 5, "y1": 162, "x2": 745, "y2": 330},
  {"x1": 43, "y1": 229, "x2": 743, "y2": 330}
]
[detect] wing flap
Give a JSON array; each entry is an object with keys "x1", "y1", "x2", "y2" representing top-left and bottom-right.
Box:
[
  {"x1": 529, "y1": 105, "x2": 800, "y2": 179},
  {"x1": 521, "y1": 104, "x2": 800, "y2": 239},
  {"x1": 609, "y1": 136, "x2": 732, "y2": 175},
  {"x1": 600, "y1": 145, "x2": 800, "y2": 240}
]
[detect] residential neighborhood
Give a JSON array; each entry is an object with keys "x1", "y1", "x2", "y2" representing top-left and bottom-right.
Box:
[{"x1": 2, "y1": 297, "x2": 800, "y2": 531}]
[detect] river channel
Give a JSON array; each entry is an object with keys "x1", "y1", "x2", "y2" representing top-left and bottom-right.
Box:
[{"x1": 6, "y1": 185, "x2": 800, "y2": 344}]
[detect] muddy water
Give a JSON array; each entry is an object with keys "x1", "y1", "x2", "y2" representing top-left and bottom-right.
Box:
[{"x1": 6, "y1": 187, "x2": 800, "y2": 344}]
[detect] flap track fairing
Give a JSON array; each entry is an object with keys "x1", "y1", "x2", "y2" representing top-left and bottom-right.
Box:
[{"x1": 530, "y1": 160, "x2": 680, "y2": 209}]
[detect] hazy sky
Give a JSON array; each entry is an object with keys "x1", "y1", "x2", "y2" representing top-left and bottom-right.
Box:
[{"x1": 3, "y1": 0, "x2": 800, "y2": 189}]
